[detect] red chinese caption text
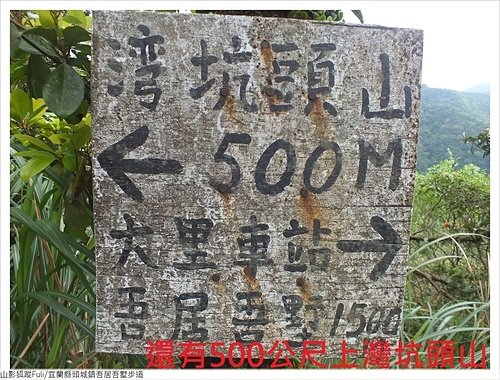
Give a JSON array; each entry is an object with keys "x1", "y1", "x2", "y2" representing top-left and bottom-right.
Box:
[{"x1": 144, "y1": 339, "x2": 487, "y2": 369}]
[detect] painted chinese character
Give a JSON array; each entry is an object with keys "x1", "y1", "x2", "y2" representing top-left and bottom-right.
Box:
[
  {"x1": 109, "y1": 213, "x2": 157, "y2": 268},
  {"x1": 173, "y1": 218, "x2": 216, "y2": 270},
  {"x1": 190, "y1": 37, "x2": 257, "y2": 111},
  {"x1": 361, "y1": 53, "x2": 412, "y2": 119},
  {"x1": 264, "y1": 42, "x2": 299, "y2": 112},
  {"x1": 305, "y1": 43, "x2": 338, "y2": 116},
  {"x1": 171, "y1": 292, "x2": 208, "y2": 341},
  {"x1": 232, "y1": 291, "x2": 270, "y2": 343},
  {"x1": 234, "y1": 215, "x2": 273, "y2": 277},
  {"x1": 282, "y1": 219, "x2": 308, "y2": 272},
  {"x1": 282, "y1": 295, "x2": 311, "y2": 347}
]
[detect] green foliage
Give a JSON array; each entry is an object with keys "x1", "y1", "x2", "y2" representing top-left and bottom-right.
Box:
[
  {"x1": 196, "y1": 10, "x2": 363, "y2": 23},
  {"x1": 400, "y1": 299, "x2": 489, "y2": 368},
  {"x1": 404, "y1": 159, "x2": 490, "y2": 366},
  {"x1": 289, "y1": 10, "x2": 364, "y2": 22},
  {"x1": 10, "y1": 10, "x2": 94, "y2": 242},
  {"x1": 350, "y1": 10, "x2": 364, "y2": 23},
  {"x1": 412, "y1": 158, "x2": 489, "y2": 235},
  {"x1": 42, "y1": 62, "x2": 85, "y2": 118},
  {"x1": 463, "y1": 128, "x2": 490, "y2": 157},
  {"x1": 10, "y1": 10, "x2": 90, "y2": 123},
  {"x1": 290, "y1": 10, "x2": 344, "y2": 21},
  {"x1": 11, "y1": 149, "x2": 94, "y2": 368},
  {"x1": 417, "y1": 86, "x2": 490, "y2": 172}
]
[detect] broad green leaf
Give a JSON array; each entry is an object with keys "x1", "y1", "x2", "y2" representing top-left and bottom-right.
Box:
[
  {"x1": 10, "y1": 62, "x2": 29, "y2": 87},
  {"x1": 20, "y1": 156, "x2": 55, "y2": 181},
  {"x1": 67, "y1": 51, "x2": 91, "y2": 74},
  {"x1": 351, "y1": 10, "x2": 364, "y2": 23},
  {"x1": 11, "y1": 141, "x2": 67, "y2": 189},
  {"x1": 32, "y1": 97, "x2": 46, "y2": 110},
  {"x1": 47, "y1": 134, "x2": 63, "y2": 145},
  {"x1": 14, "y1": 134, "x2": 54, "y2": 152},
  {"x1": 27, "y1": 55, "x2": 51, "y2": 99},
  {"x1": 85, "y1": 15, "x2": 92, "y2": 29},
  {"x1": 36, "y1": 10, "x2": 56, "y2": 29},
  {"x1": 62, "y1": 149, "x2": 77, "y2": 172},
  {"x1": 10, "y1": 23, "x2": 21, "y2": 59},
  {"x1": 61, "y1": 15, "x2": 83, "y2": 25},
  {"x1": 28, "y1": 98, "x2": 47, "y2": 122},
  {"x1": 64, "y1": 99, "x2": 89, "y2": 124},
  {"x1": 63, "y1": 26, "x2": 90, "y2": 46},
  {"x1": 67, "y1": 10, "x2": 87, "y2": 27},
  {"x1": 74, "y1": 44, "x2": 91, "y2": 56},
  {"x1": 23, "y1": 27, "x2": 58, "y2": 46},
  {"x1": 19, "y1": 33, "x2": 59, "y2": 58},
  {"x1": 11, "y1": 88, "x2": 33, "y2": 121},
  {"x1": 42, "y1": 63, "x2": 85, "y2": 118},
  {"x1": 64, "y1": 198, "x2": 92, "y2": 242},
  {"x1": 14, "y1": 150, "x2": 56, "y2": 159},
  {"x1": 72, "y1": 125, "x2": 92, "y2": 150}
]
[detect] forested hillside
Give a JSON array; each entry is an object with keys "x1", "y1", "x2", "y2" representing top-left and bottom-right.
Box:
[{"x1": 417, "y1": 85, "x2": 490, "y2": 172}]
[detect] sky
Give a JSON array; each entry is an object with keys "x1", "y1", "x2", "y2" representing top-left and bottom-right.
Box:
[{"x1": 343, "y1": 2, "x2": 499, "y2": 91}]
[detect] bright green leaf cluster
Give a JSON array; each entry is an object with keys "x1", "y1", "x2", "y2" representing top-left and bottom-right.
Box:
[
  {"x1": 11, "y1": 10, "x2": 90, "y2": 121},
  {"x1": 412, "y1": 157, "x2": 490, "y2": 235},
  {"x1": 288, "y1": 9, "x2": 363, "y2": 23}
]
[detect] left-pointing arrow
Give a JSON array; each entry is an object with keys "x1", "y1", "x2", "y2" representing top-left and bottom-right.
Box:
[
  {"x1": 97, "y1": 126, "x2": 183, "y2": 202},
  {"x1": 337, "y1": 216, "x2": 403, "y2": 281}
]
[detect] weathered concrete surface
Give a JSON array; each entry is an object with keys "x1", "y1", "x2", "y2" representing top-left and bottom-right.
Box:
[{"x1": 92, "y1": 10, "x2": 423, "y2": 357}]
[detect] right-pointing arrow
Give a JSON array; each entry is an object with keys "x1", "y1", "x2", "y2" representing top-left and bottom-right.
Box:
[{"x1": 337, "y1": 216, "x2": 403, "y2": 281}]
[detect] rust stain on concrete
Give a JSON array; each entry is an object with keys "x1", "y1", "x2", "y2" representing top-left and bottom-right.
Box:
[
  {"x1": 310, "y1": 98, "x2": 329, "y2": 138},
  {"x1": 225, "y1": 94, "x2": 235, "y2": 119},
  {"x1": 297, "y1": 189, "x2": 323, "y2": 225},
  {"x1": 297, "y1": 276, "x2": 312, "y2": 303}
]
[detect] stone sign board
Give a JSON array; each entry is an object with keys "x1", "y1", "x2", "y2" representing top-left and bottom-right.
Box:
[{"x1": 92, "y1": 10, "x2": 423, "y2": 358}]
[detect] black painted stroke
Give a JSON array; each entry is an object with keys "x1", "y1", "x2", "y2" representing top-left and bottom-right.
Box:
[
  {"x1": 97, "y1": 126, "x2": 183, "y2": 202},
  {"x1": 337, "y1": 216, "x2": 402, "y2": 281}
]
